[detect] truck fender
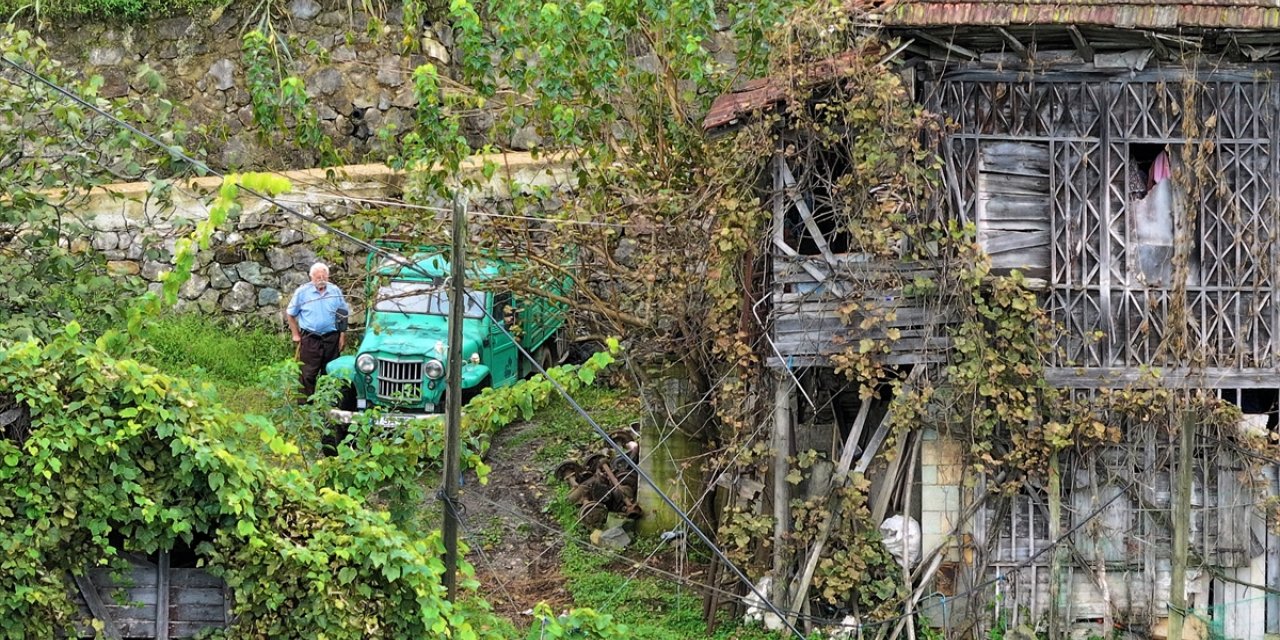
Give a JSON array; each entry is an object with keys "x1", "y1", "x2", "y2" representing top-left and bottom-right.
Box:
[
  {"x1": 460, "y1": 363, "x2": 491, "y2": 388},
  {"x1": 325, "y1": 355, "x2": 357, "y2": 382}
]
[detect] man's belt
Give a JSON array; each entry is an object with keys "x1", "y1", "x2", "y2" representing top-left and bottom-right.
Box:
[{"x1": 301, "y1": 329, "x2": 338, "y2": 339}]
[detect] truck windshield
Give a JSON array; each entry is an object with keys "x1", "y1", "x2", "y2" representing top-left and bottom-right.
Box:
[{"x1": 374, "y1": 281, "x2": 487, "y2": 318}]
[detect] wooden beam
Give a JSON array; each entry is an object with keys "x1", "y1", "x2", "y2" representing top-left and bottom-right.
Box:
[
  {"x1": 911, "y1": 30, "x2": 979, "y2": 61},
  {"x1": 156, "y1": 551, "x2": 170, "y2": 640},
  {"x1": 771, "y1": 374, "x2": 794, "y2": 607},
  {"x1": 1047, "y1": 454, "x2": 1064, "y2": 639},
  {"x1": 1067, "y1": 26, "x2": 1095, "y2": 62},
  {"x1": 786, "y1": 400, "x2": 874, "y2": 626},
  {"x1": 1045, "y1": 367, "x2": 1280, "y2": 388},
  {"x1": 73, "y1": 574, "x2": 124, "y2": 640},
  {"x1": 1169, "y1": 411, "x2": 1195, "y2": 640},
  {"x1": 995, "y1": 27, "x2": 1027, "y2": 56},
  {"x1": 775, "y1": 158, "x2": 841, "y2": 269},
  {"x1": 1146, "y1": 32, "x2": 1172, "y2": 59}
]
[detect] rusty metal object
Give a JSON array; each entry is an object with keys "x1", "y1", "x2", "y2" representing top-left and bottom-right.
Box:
[{"x1": 554, "y1": 437, "x2": 643, "y2": 523}]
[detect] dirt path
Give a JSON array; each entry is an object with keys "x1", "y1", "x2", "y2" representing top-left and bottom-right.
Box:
[{"x1": 458, "y1": 420, "x2": 573, "y2": 620}]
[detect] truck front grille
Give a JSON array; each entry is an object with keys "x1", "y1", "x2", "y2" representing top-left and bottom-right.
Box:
[{"x1": 376, "y1": 358, "x2": 423, "y2": 402}]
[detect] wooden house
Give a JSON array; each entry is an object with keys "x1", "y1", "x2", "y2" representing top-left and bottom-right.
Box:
[
  {"x1": 707, "y1": 0, "x2": 1280, "y2": 637},
  {"x1": 71, "y1": 552, "x2": 228, "y2": 639}
]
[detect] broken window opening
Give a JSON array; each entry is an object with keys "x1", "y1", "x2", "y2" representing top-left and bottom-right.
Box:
[
  {"x1": 1220, "y1": 388, "x2": 1279, "y2": 433},
  {"x1": 783, "y1": 148, "x2": 853, "y2": 256}
]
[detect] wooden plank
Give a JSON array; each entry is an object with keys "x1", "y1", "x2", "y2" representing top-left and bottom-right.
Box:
[
  {"x1": 74, "y1": 574, "x2": 125, "y2": 640},
  {"x1": 979, "y1": 230, "x2": 1051, "y2": 255},
  {"x1": 156, "y1": 551, "x2": 170, "y2": 640},
  {"x1": 172, "y1": 603, "x2": 226, "y2": 622},
  {"x1": 117, "y1": 619, "x2": 157, "y2": 638},
  {"x1": 772, "y1": 238, "x2": 841, "y2": 294},
  {"x1": 979, "y1": 172, "x2": 1050, "y2": 195},
  {"x1": 89, "y1": 566, "x2": 158, "y2": 588},
  {"x1": 854, "y1": 407, "x2": 897, "y2": 475},
  {"x1": 770, "y1": 336, "x2": 952, "y2": 355},
  {"x1": 981, "y1": 218, "x2": 1050, "y2": 232},
  {"x1": 786, "y1": 401, "x2": 875, "y2": 625},
  {"x1": 1045, "y1": 367, "x2": 1280, "y2": 388},
  {"x1": 168, "y1": 569, "x2": 223, "y2": 588},
  {"x1": 990, "y1": 247, "x2": 1050, "y2": 270},
  {"x1": 171, "y1": 588, "x2": 225, "y2": 607},
  {"x1": 171, "y1": 621, "x2": 222, "y2": 638}
]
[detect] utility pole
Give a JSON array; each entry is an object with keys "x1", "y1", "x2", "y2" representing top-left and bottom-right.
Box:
[{"x1": 442, "y1": 193, "x2": 467, "y2": 601}]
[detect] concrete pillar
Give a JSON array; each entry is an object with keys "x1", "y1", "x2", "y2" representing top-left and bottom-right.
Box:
[{"x1": 636, "y1": 358, "x2": 709, "y2": 536}]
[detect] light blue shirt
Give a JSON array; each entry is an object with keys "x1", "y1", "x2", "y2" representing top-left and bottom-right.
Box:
[{"x1": 287, "y1": 282, "x2": 349, "y2": 333}]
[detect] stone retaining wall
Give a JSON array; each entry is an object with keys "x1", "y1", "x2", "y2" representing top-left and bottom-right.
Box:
[
  {"x1": 75, "y1": 155, "x2": 569, "y2": 322},
  {"x1": 35, "y1": 0, "x2": 493, "y2": 171}
]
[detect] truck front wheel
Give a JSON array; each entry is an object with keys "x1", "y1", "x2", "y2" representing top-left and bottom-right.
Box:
[
  {"x1": 533, "y1": 344, "x2": 555, "y2": 377},
  {"x1": 337, "y1": 382, "x2": 358, "y2": 411}
]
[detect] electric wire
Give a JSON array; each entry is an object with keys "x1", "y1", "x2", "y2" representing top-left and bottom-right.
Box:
[
  {"x1": 463, "y1": 492, "x2": 748, "y2": 604},
  {"x1": 445, "y1": 493, "x2": 525, "y2": 616},
  {"x1": 0, "y1": 55, "x2": 807, "y2": 639}
]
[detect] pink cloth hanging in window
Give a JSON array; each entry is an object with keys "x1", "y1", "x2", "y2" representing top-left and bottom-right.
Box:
[{"x1": 1150, "y1": 150, "x2": 1172, "y2": 185}]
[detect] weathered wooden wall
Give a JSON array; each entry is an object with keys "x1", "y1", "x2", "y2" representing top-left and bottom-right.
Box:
[
  {"x1": 72, "y1": 552, "x2": 228, "y2": 639},
  {"x1": 765, "y1": 153, "x2": 952, "y2": 369}
]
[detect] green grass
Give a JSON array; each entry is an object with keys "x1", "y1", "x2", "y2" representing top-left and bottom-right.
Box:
[
  {"x1": 140, "y1": 314, "x2": 294, "y2": 414},
  {"x1": 552, "y1": 503, "x2": 786, "y2": 640},
  {"x1": 522, "y1": 390, "x2": 786, "y2": 640},
  {"x1": 508, "y1": 385, "x2": 644, "y2": 464},
  {"x1": 2, "y1": 0, "x2": 222, "y2": 20}
]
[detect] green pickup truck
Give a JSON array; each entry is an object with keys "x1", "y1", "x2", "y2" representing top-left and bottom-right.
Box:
[{"x1": 326, "y1": 247, "x2": 568, "y2": 416}]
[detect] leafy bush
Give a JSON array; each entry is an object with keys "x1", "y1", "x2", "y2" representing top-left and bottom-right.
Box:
[
  {"x1": 1, "y1": 0, "x2": 220, "y2": 20},
  {"x1": 0, "y1": 325, "x2": 483, "y2": 638}
]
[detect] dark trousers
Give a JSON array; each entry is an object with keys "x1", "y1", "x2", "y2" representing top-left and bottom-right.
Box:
[{"x1": 299, "y1": 331, "x2": 341, "y2": 397}]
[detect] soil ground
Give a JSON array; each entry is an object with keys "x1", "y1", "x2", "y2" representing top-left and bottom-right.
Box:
[{"x1": 460, "y1": 420, "x2": 574, "y2": 620}]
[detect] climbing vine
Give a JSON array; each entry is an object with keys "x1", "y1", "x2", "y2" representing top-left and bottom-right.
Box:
[{"x1": 239, "y1": 29, "x2": 342, "y2": 167}]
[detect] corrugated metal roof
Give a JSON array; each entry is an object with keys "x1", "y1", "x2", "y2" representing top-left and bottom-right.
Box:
[{"x1": 884, "y1": 0, "x2": 1280, "y2": 28}]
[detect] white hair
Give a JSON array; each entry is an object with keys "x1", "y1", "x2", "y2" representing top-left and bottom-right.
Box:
[{"x1": 309, "y1": 262, "x2": 330, "y2": 277}]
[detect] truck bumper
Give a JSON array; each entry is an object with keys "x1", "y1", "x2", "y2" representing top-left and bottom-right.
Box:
[{"x1": 327, "y1": 406, "x2": 442, "y2": 425}]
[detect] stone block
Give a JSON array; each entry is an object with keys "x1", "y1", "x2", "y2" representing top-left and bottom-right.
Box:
[
  {"x1": 221, "y1": 281, "x2": 256, "y2": 312},
  {"x1": 236, "y1": 261, "x2": 273, "y2": 287},
  {"x1": 919, "y1": 465, "x2": 937, "y2": 485},
  {"x1": 92, "y1": 232, "x2": 120, "y2": 251},
  {"x1": 180, "y1": 274, "x2": 209, "y2": 300},
  {"x1": 258, "y1": 287, "x2": 282, "y2": 307},
  {"x1": 106, "y1": 261, "x2": 140, "y2": 276},
  {"x1": 289, "y1": 0, "x2": 321, "y2": 20},
  {"x1": 141, "y1": 260, "x2": 168, "y2": 281},
  {"x1": 208, "y1": 264, "x2": 233, "y2": 289},
  {"x1": 266, "y1": 247, "x2": 293, "y2": 271},
  {"x1": 89, "y1": 47, "x2": 124, "y2": 66},
  {"x1": 207, "y1": 59, "x2": 236, "y2": 92}
]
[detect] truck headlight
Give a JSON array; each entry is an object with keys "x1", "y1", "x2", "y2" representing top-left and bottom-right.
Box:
[
  {"x1": 425, "y1": 359, "x2": 445, "y2": 380},
  {"x1": 356, "y1": 354, "x2": 376, "y2": 374}
]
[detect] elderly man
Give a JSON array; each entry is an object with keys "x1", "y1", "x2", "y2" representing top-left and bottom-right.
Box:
[{"x1": 286, "y1": 262, "x2": 351, "y2": 398}]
